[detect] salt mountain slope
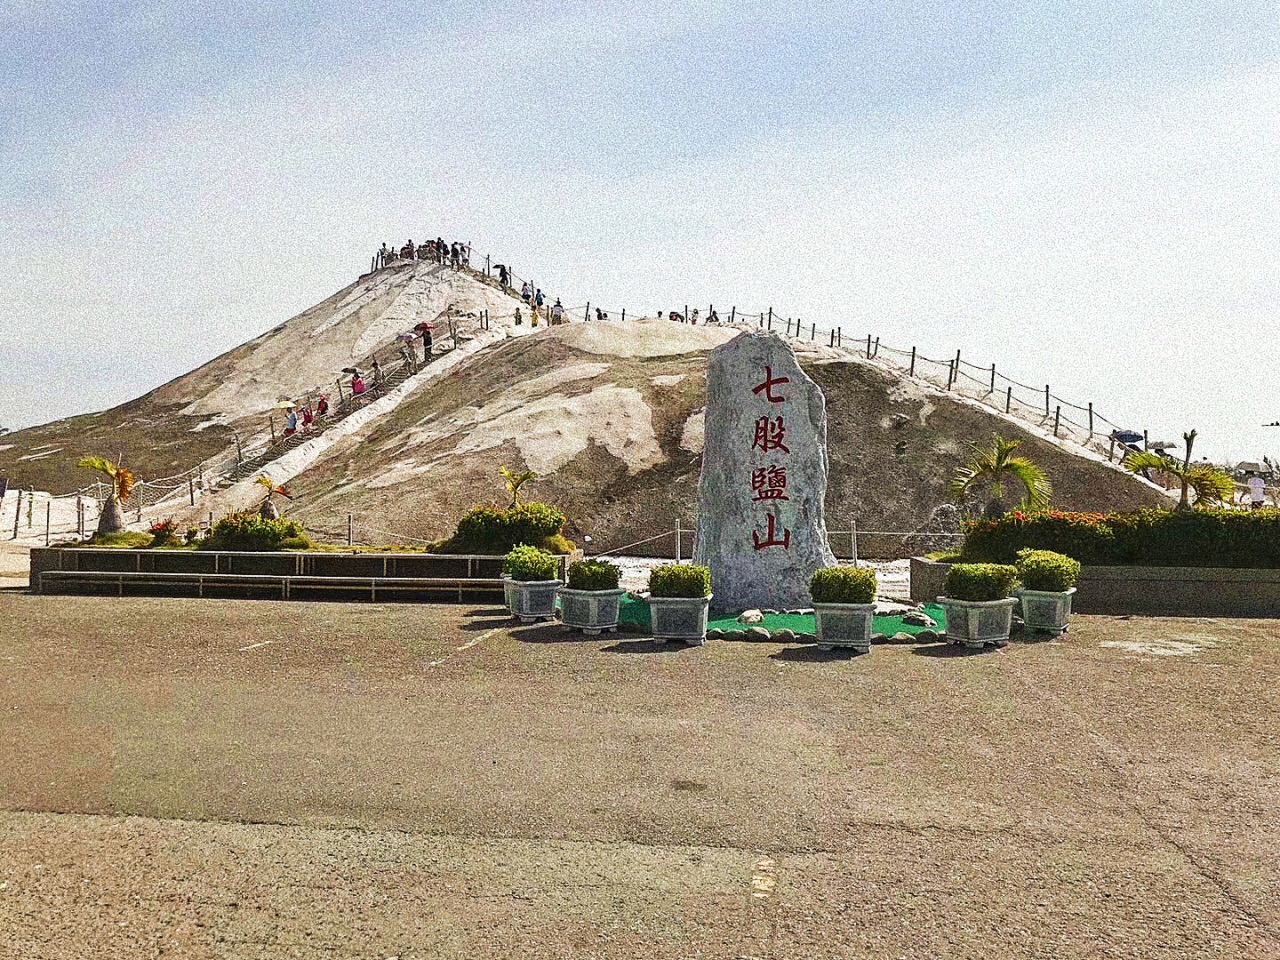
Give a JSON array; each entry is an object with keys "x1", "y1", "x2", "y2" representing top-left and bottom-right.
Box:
[
  {"x1": 224, "y1": 319, "x2": 1168, "y2": 552},
  {"x1": 0, "y1": 260, "x2": 526, "y2": 494}
]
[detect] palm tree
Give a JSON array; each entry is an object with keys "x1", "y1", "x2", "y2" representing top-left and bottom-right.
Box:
[
  {"x1": 499, "y1": 465, "x2": 537, "y2": 509},
  {"x1": 1124, "y1": 429, "x2": 1234, "y2": 510},
  {"x1": 76, "y1": 456, "x2": 135, "y2": 535},
  {"x1": 255, "y1": 475, "x2": 293, "y2": 519},
  {"x1": 949, "y1": 435, "x2": 1052, "y2": 518}
]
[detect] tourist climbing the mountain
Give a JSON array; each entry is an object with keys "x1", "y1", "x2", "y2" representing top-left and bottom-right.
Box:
[
  {"x1": 551, "y1": 299, "x2": 564, "y2": 324},
  {"x1": 316, "y1": 394, "x2": 329, "y2": 418},
  {"x1": 521, "y1": 281, "x2": 531, "y2": 303},
  {"x1": 595, "y1": 307, "x2": 604, "y2": 322},
  {"x1": 707, "y1": 308, "x2": 720, "y2": 324},
  {"x1": 436, "y1": 237, "x2": 446, "y2": 263},
  {"x1": 514, "y1": 306, "x2": 522, "y2": 325},
  {"x1": 690, "y1": 308, "x2": 700, "y2": 325},
  {"x1": 423, "y1": 327, "x2": 433, "y2": 358},
  {"x1": 301, "y1": 405, "x2": 314, "y2": 431},
  {"x1": 450, "y1": 243, "x2": 461, "y2": 268},
  {"x1": 283, "y1": 406, "x2": 298, "y2": 437},
  {"x1": 463, "y1": 242, "x2": 471, "y2": 267},
  {"x1": 351, "y1": 372, "x2": 366, "y2": 396},
  {"x1": 535, "y1": 289, "x2": 544, "y2": 309},
  {"x1": 497, "y1": 264, "x2": 509, "y2": 288}
]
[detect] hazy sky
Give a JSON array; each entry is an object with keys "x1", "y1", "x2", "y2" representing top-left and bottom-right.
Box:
[{"x1": 2, "y1": 1, "x2": 1277, "y2": 461}]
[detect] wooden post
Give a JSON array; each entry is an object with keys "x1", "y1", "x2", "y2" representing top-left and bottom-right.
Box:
[
  {"x1": 12, "y1": 490, "x2": 20, "y2": 539},
  {"x1": 811, "y1": 322, "x2": 816, "y2": 340},
  {"x1": 621, "y1": 308, "x2": 625, "y2": 323},
  {"x1": 730, "y1": 306, "x2": 736, "y2": 325},
  {"x1": 1005, "y1": 386, "x2": 1012, "y2": 413},
  {"x1": 1088, "y1": 403, "x2": 1094, "y2": 436},
  {"x1": 77, "y1": 496, "x2": 84, "y2": 539},
  {"x1": 829, "y1": 329, "x2": 835, "y2": 347},
  {"x1": 676, "y1": 519, "x2": 682, "y2": 563},
  {"x1": 1143, "y1": 430, "x2": 1149, "y2": 451},
  {"x1": 866, "y1": 334, "x2": 872, "y2": 358},
  {"x1": 946, "y1": 360, "x2": 954, "y2": 390},
  {"x1": 485, "y1": 254, "x2": 490, "y2": 277},
  {"x1": 585, "y1": 302, "x2": 591, "y2": 322},
  {"x1": 873, "y1": 336, "x2": 879, "y2": 358},
  {"x1": 269, "y1": 416, "x2": 277, "y2": 444},
  {"x1": 1108, "y1": 436, "x2": 1116, "y2": 461},
  {"x1": 953, "y1": 350, "x2": 962, "y2": 386},
  {"x1": 347, "y1": 514, "x2": 353, "y2": 547},
  {"x1": 909, "y1": 347, "x2": 916, "y2": 377},
  {"x1": 189, "y1": 478, "x2": 196, "y2": 506},
  {"x1": 851, "y1": 520, "x2": 858, "y2": 565},
  {"x1": 1053, "y1": 406, "x2": 1061, "y2": 437},
  {"x1": 990, "y1": 364, "x2": 996, "y2": 393},
  {"x1": 1045, "y1": 385, "x2": 1051, "y2": 416},
  {"x1": 767, "y1": 307, "x2": 772, "y2": 330}
]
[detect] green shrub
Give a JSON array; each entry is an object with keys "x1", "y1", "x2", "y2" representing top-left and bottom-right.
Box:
[
  {"x1": 810, "y1": 566, "x2": 877, "y2": 604},
  {"x1": 1016, "y1": 549, "x2": 1081, "y2": 592},
  {"x1": 648, "y1": 564, "x2": 711, "y2": 598},
  {"x1": 503, "y1": 544, "x2": 560, "y2": 582},
  {"x1": 944, "y1": 563, "x2": 1018, "y2": 601},
  {"x1": 86, "y1": 530, "x2": 153, "y2": 549},
  {"x1": 448, "y1": 502, "x2": 567, "y2": 553},
  {"x1": 539, "y1": 533, "x2": 577, "y2": 555},
  {"x1": 962, "y1": 508, "x2": 1280, "y2": 568},
  {"x1": 184, "y1": 527, "x2": 201, "y2": 545},
  {"x1": 200, "y1": 512, "x2": 308, "y2": 551},
  {"x1": 147, "y1": 518, "x2": 181, "y2": 548},
  {"x1": 279, "y1": 535, "x2": 314, "y2": 551},
  {"x1": 567, "y1": 558, "x2": 621, "y2": 591}
]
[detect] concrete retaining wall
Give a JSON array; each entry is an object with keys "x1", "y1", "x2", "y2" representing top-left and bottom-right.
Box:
[{"x1": 910, "y1": 557, "x2": 1280, "y2": 618}]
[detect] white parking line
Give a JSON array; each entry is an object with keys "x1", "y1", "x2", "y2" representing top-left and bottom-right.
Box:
[{"x1": 239, "y1": 640, "x2": 274, "y2": 652}]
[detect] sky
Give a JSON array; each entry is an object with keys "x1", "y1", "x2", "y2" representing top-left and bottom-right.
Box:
[{"x1": 1, "y1": 1, "x2": 1277, "y2": 462}]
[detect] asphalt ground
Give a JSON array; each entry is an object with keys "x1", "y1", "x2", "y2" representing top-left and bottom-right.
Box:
[{"x1": 1, "y1": 594, "x2": 1278, "y2": 958}]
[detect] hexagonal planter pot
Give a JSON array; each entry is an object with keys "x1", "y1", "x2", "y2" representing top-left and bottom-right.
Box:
[
  {"x1": 813, "y1": 602, "x2": 875, "y2": 653},
  {"x1": 510, "y1": 579, "x2": 562, "y2": 624},
  {"x1": 647, "y1": 595, "x2": 713, "y2": 646},
  {"x1": 937, "y1": 596, "x2": 1018, "y2": 648},
  {"x1": 560, "y1": 587, "x2": 627, "y2": 635},
  {"x1": 503, "y1": 576, "x2": 519, "y2": 615},
  {"x1": 1017, "y1": 587, "x2": 1076, "y2": 635}
]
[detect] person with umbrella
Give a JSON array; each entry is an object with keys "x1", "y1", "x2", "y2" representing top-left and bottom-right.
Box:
[{"x1": 414, "y1": 321, "x2": 434, "y2": 359}]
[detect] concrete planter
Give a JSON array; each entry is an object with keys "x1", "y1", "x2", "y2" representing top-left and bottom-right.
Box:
[
  {"x1": 938, "y1": 596, "x2": 1018, "y2": 648},
  {"x1": 813, "y1": 602, "x2": 875, "y2": 653},
  {"x1": 914, "y1": 556, "x2": 1280, "y2": 618},
  {"x1": 560, "y1": 587, "x2": 626, "y2": 635},
  {"x1": 510, "y1": 579, "x2": 562, "y2": 623},
  {"x1": 503, "y1": 576, "x2": 519, "y2": 614},
  {"x1": 1018, "y1": 587, "x2": 1076, "y2": 634},
  {"x1": 647, "y1": 595, "x2": 712, "y2": 646}
]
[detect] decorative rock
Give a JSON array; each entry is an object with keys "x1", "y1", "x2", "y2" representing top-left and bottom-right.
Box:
[
  {"x1": 744, "y1": 626, "x2": 772, "y2": 642},
  {"x1": 889, "y1": 632, "x2": 915, "y2": 644},
  {"x1": 874, "y1": 601, "x2": 912, "y2": 617},
  {"x1": 772, "y1": 628, "x2": 796, "y2": 643},
  {"x1": 694, "y1": 331, "x2": 837, "y2": 612},
  {"x1": 737, "y1": 609, "x2": 765, "y2": 624},
  {"x1": 705, "y1": 629, "x2": 725, "y2": 641},
  {"x1": 796, "y1": 632, "x2": 818, "y2": 643},
  {"x1": 901, "y1": 611, "x2": 937, "y2": 627},
  {"x1": 762, "y1": 609, "x2": 779, "y2": 615},
  {"x1": 722, "y1": 629, "x2": 747, "y2": 642},
  {"x1": 915, "y1": 629, "x2": 940, "y2": 643},
  {"x1": 870, "y1": 632, "x2": 889, "y2": 644},
  {"x1": 784, "y1": 608, "x2": 814, "y2": 616}
]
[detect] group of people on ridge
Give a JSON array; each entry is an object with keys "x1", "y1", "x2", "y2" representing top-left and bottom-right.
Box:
[{"x1": 375, "y1": 238, "x2": 471, "y2": 270}]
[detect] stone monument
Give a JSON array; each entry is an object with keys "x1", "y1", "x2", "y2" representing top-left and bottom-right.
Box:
[{"x1": 693, "y1": 331, "x2": 837, "y2": 612}]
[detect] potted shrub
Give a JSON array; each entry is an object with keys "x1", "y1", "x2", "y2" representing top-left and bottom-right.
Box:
[
  {"x1": 646, "y1": 564, "x2": 713, "y2": 646},
  {"x1": 1015, "y1": 548, "x2": 1080, "y2": 635},
  {"x1": 810, "y1": 566, "x2": 878, "y2": 653},
  {"x1": 938, "y1": 563, "x2": 1019, "y2": 648},
  {"x1": 503, "y1": 545, "x2": 563, "y2": 623},
  {"x1": 560, "y1": 558, "x2": 626, "y2": 635}
]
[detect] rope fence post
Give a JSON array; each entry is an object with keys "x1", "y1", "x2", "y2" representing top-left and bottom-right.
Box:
[
  {"x1": 989, "y1": 364, "x2": 996, "y2": 393},
  {"x1": 1053, "y1": 405, "x2": 1062, "y2": 438},
  {"x1": 13, "y1": 490, "x2": 22, "y2": 538},
  {"x1": 1006, "y1": 387, "x2": 1012, "y2": 413},
  {"x1": 44, "y1": 501, "x2": 50, "y2": 546},
  {"x1": 730, "y1": 306, "x2": 736, "y2": 325},
  {"x1": 1045, "y1": 385, "x2": 1051, "y2": 417},
  {"x1": 1088, "y1": 402, "x2": 1094, "y2": 436},
  {"x1": 585, "y1": 301, "x2": 590, "y2": 322},
  {"x1": 621, "y1": 308, "x2": 625, "y2": 322},
  {"x1": 77, "y1": 496, "x2": 84, "y2": 539},
  {"x1": 909, "y1": 347, "x2": 916, "y2": 377},
  {"x1": 767, "y1": 307, "x2": 772, "y2": 330},
  {"x1": 269, "y1": 416, "x2": 276, "y2": 444},
  {"x1": 189, "y1": 479, "x2": 195, "y2": 506},
  {"x1": 851, "y1": 520, "x2": 859, "y2": 566},
  {"x1": 866, "y1": 334, "x2": 872, "y2": 358},
  {"x1": 676, "y1": 519, "x2": 682, "y2": 563},
  {"x1": 810, "y1": 321, "x2": 815, "y2": 340},
  {"x1": 347, "y1": 514, "x2": 353, "y2": 547}
]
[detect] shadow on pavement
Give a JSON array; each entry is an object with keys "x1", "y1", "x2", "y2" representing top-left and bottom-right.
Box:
[
  {"x1": 911, "y1": 642, "x2": 1004, "y2": 657},
  {"x1": 770, "y1": 645, "x2": 864, "y2": 663},
  {"x1": 600, "y1": 638, "x2": 690, "y2": 654}
]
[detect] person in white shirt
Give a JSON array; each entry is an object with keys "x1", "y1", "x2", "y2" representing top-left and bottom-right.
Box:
[{"x1": 1247, "y1": 473, "x2": 1266, "y2": 510}]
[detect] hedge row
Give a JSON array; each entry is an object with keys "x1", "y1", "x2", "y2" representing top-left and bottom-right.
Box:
[{"x1": 961, "y1": 508, "x2": 1280, "y2": 568}]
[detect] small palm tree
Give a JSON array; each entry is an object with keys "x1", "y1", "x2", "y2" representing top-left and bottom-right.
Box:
[
  {"x1": 949, "y1": 435, "x2": 1052, "y2": 518},
  {"x1": 255, "y1": 475, "x2": 293, "y2": 519},
  {"x1": 1124, "y1": 429, "x2": 1234, "y2": 510},
  {"x1": 499, "y1": 465, "x2": 537, "y2": 509},
  {"x1": 76, "y1": 456, "x2": 135, "y2": 535}
]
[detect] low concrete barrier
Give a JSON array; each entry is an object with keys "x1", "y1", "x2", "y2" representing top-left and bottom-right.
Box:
[{"x1": 910, "y1": 557, "x2": 1280, "y2": 618}]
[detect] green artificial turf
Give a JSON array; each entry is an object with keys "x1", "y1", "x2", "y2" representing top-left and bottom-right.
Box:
[{"x1": 617, "y1": 597, "x2": 946, "y2": 637}]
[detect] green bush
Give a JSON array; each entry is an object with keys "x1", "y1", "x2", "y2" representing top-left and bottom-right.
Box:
[
  {"x1": 279, "y1": 535, "x2": 314, "y2": 551},
  {"x1": 86, "y1": 530, "x2": 153, "y2": 549},
  {"x1": 944, "y1": 563, "x2": 1018, "y2": 601},
  {"x1": 810, "y1": 566, "x2": 877, "y2": 604},
  {"x1": 1016, "y1": 548, "x2": 1081, "y2": 592},
  {"x1": 567, "y1": 558, "x2": 621, "y2": 591},
  {"x1": 648, "y1": 564, "x2": 711, "y2": 598},
  {"x1": 503, "y1": 544, "x2": 560, "y2": 582},
  {"x1": 539, "y1": 533, "x2": 577, "y2": 555},
  {"x1": 200, "y1": 512, "x2": 309, "y2": 552},
  {"x1": 448, "y1": 502, "x2": 567, "y2": 553},
  {"x1": 961, "y1": 508, "x2": 1280, "y2": 568}
]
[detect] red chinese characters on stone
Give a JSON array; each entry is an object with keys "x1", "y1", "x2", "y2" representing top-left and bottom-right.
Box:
[
  {"x1": 751, "y1": 366, "x2": 791, "y2": 403},
  {"x1": 750, "y1": 465, "x2": 788, "y2": 502},
  {"x1": 751, "y1": 416, "x2": 790, "y2": 454},
  {"x1": 752, "y1": 512, "x2": 792, "y2": 551}
]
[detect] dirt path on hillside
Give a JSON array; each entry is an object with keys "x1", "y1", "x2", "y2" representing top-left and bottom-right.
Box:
[{"x1": 2, "y1": 595, "x2": 1278, "y2": 958}]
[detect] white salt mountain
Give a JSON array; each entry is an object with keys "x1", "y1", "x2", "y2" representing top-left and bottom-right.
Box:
[{"x1": 694, "y1": 332, "x2": 837, "y2": 612}]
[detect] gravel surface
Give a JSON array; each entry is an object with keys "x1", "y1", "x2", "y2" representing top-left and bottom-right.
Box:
[{"x1": 1, "y1": 593, "x2": 1278, "y2": 958}]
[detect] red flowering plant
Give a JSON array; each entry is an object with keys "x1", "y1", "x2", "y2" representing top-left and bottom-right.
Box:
[{"x1": 147, "y1": 517, "x2": 182, "y2": 548}]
